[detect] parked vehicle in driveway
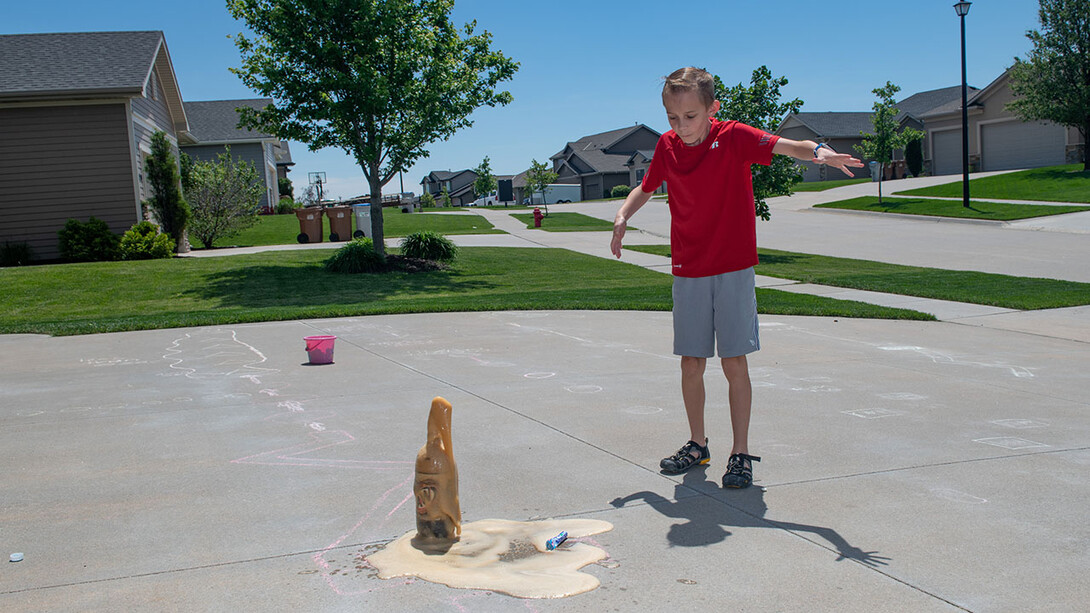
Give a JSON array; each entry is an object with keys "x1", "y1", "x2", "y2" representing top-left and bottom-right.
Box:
[{"x1": 526, "y1": 183, "x2": 581, "y2": 205}]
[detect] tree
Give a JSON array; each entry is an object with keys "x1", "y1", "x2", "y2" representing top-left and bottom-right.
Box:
[
  {"x1": 299, "y1": 183, "x2": 319, "y2": 208},
  {"x1": 228, "y1": 0, "x2": 518, "y2": 257},
  {"x1": 1007, "y1": 0, "x2": 1090, "y2": 171},
  {"x1": 182, "y1": 147, "x2": 265, "y2": 249},
  {"x1": 420, "y1": 191, "x2": 436, "y2": 208},
  {"x1": 473, "y1": 156, "x2": 497, "y2": 201},
  {"x1": 524, "y1": 158, "x2": 557, "y2": 215},
  {"x1": 440, "y1": 184, "x2": 452, "y2": 207},
  {"x1": 856, "y1": 82, "x2": 924, "y2": 203},
  {"x1": 905, "y1": 138, "x2": 923, "y2": 178},
  {"x1": 144, "y1": 131, "x2": 190, "y2": 252},
  {"x1": 278, "y1": 176, "x2": 294, "y2": 199},
  {"x1": 714, "y1": 66, "x2": 804, "y2": 221}
]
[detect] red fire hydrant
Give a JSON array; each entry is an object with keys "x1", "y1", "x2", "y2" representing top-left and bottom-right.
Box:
[{"x1": 533, "y1": 207, "x2": 543, "y2": 228}]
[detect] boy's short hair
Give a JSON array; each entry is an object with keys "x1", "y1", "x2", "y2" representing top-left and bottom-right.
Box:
[{"x1": 662, "y1": 67, "x2": 715, "y2": 107}]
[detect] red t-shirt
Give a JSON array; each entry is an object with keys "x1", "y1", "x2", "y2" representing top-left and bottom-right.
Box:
[{"x1": 641, "y1": 119, "x2": 779, "y2": 278}]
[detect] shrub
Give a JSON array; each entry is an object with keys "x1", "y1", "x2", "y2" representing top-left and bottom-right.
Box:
[
  {"x1": 1, "y1": 242, "x2": 33, "y2": 267},
  {"x1": 325, "y1": 237, "x2": 386, "y2": 273},
  {"x1": 276, "y1": 197, "x2": 297, "y2": 214},
  {"x1": 145, "y1": 131, "x2": 190, "y2": 251},
  {"x1": 400, "y1": 230, "x2": 458, "y2": 262},
  {"x1": 57, "y1": 217, "x2": 120, "y2": 262},
  {"x1": 610, "y1": 184, "x2": 632, "y2": 199},
  {"x1": 905, "y1": 138, "x2": 923, "y2": 178},
  {"x1": 419, "y1": 191, "x2": 436, "y2": 208},
  {"x1": 185, "y1": 146, "x2": 264, "y2": 248},
  {"x1": 120, "y1": 221, "x2": 175, "y2": 260}
]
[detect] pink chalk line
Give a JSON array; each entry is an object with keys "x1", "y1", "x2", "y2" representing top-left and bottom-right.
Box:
[{"x1": 313, "y1": 473, "x2": 415, "y2": 596}]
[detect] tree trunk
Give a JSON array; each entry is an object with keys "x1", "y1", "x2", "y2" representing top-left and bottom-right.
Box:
[
  {"x1": 1083, "y1": 121, "x2": 1089, "y2": 172},
  {"x1": 368, "y1": 165, "x2": 386, "y2": 258},
  {"x1": 878, "y1": 163, "x2": 884, "y2": 204}
]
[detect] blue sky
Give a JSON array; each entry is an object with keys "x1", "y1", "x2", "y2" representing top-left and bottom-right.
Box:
[{"x1": 7, "y1": 0, "x2": 1041, "y2": 199}]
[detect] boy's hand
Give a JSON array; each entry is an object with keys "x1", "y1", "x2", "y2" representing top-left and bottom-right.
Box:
[
  {"x1": 816, "y1": 148, "x2": 865, "y2": 177},
  {"x1": 610, "y1": 216, "x2": 627, "y2": 258}
]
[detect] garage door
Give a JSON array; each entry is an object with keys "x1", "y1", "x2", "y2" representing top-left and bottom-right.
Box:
[
  {"x1": 982, "y1": 120, "x2": 1066, "y2": 171},
  {"x1": 931, "y1": 129, "x2": 963, "y2": 176}
]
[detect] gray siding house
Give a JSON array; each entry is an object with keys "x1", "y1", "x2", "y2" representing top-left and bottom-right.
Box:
[
  {"x1": 0, "y1": 31, "x2": 191, "y2": 261},
  {"x1": 180, "y1": 99, "x2": 284, "y2": 212},
  {"x1": 550, "y1": 124, "x2": 661, "y2": 200},
  {"x1": 420, "y1": 169, "x2": 477, "y2": 206}
]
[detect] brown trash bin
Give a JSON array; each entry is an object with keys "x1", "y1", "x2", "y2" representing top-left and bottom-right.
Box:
[
  {"x1": 324, "y1": 205, "x2": 353, "y2": 242},
  {"x1": 295, "y1": 207, "x2": 324, "y2": 243}
]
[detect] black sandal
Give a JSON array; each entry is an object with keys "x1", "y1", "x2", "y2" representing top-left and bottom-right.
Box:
[
  {"x1": 722, "y1": 453, "x2": 761, "y2": 488},
  {"x1": 660, "y1": 439, "x2": 710, "y2": 474}
]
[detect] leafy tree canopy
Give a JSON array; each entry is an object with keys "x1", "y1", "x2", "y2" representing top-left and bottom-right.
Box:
[
  {"x1": 1007, "y1": 0, "x2": 1090, "y2": 170},
  {"x1": 473, "y1": 156, "x2": 497, "y2": 198},
  {"x1": 524, "y1": 158, "x2": 558, "y2": 213},
  {"x1": 856, "y1": 82, "x2": 923, "y2": 202},
  {"x1": 228, "y1": 0, "x2": 518, "y2": 254},
  {"x1": 714, "y1": 66, "x2": 804, "y2": 220}
]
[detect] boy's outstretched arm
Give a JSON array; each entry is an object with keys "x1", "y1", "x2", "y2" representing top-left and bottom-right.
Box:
[
  {"x1": 772, "y1": 138, "x2": 865, "y2": 177},
  {"x1": 611, "y1": 186, "x2": 654, "y2": 258}
]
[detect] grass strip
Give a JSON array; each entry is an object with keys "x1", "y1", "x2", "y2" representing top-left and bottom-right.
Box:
[
  {"x1": 625, "y1": 245, "x2": 1090, "y2": 310},
  {"x1": 0, "y1": 247, "x2": 928, "y2": 336},
  {"x1": 791, "y1": 178, "x2": 870, "y2": 192},
  {"x1": 813, "y1": 196, "x2": 1090, "y2": 220},
  {"x1": 212, "y1": 211, "x2": 502, "y2": 248},
  {"x1": 510, "y1": 212, "x2": 618, "y2": 232},
  {"x1": 895, "y1": 164, "x2": 1090, "y2": 203}
]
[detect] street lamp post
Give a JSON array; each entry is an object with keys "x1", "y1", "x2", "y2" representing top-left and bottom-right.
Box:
[{"x1": 955, "y1": 1, "x2": 971, "y2": 208}]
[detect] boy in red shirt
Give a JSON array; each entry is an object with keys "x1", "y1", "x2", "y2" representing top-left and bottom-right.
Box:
[{"x1": 611, "y1": 66, "x2": 862, "y2": 488}]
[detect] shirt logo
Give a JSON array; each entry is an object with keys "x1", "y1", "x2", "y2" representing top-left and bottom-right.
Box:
[
  {"x1": 710, "y1": 140, "x2": 719, "y2": 150},
  {"x1": 759, "y1": 134, "x2": 773, "y2": 146}
]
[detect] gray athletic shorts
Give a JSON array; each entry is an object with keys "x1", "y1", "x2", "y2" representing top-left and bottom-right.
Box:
[{"x1": 672, "y1": 267, "x2": 760, "y2": 358}]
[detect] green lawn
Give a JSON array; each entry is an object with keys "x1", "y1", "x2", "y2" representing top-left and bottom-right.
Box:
[
  {"x1": 0, "y1": 247, "x2": 929, "y2": 336},
  {"x1": 813, "y1": 196, "x2": 1090, "y2": 221},
  {"x1": 625, "y1": 245, "x2": 1090, "y2": 310},
  {"x1": 895, "y1": 164, "x2": 1090, "y2": 203},
  {"x1": 791, "y1": 178, "x2": 870, "y2": 192},
  {"x1": 510, "y1": 212, "x2": 618, "y2": 231},
  {"x1": 212, "y1": 210, "x2": 502, "y2": 248},
  {"x1": 424, "y1": 205, "x2": 534, "y2": 212}
]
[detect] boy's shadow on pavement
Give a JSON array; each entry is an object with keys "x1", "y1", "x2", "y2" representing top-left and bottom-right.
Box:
[{"x1": 610, "y1": 467, "x2": 890, "y2": 568}]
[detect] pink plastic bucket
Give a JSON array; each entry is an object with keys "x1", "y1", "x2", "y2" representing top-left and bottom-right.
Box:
[{"x1": 304, "y1": 335, "x2": 337, "y2": 364}]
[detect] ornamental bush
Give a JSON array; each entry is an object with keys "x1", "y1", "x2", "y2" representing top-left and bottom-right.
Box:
[
  {"x1": 0, "y1": 242, "x2": 33, "y2": 266},
  {"x1": 57, "y1": 217, "x2": 120, "y2": 262},
  {"x1": 276, "y1": 197, "x2": 297, "y2": 214},
  {"x1": 325, "y1": 237, "x2": 386, "y2": 273},
  {"x1": 400, "y1": 230, "x2": 457, "y2": 262},
  {"x1": 610, "y1": 184, "x2": 632, "y2": 199},
  {"x1": 120, "y1": 221, "x2": 175, "y2": 260}
]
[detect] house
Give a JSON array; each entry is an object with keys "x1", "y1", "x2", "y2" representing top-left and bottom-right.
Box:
[
  {"x1": 0, "y1": 30, "x2": 191, "y2": 260},
  {"x1": 180, "y1": 99, "x2": 285, "y2": 212},
  {"x1": 550, "y1": 124, "x2": 661, "y2": 200},
  {"x1": 920, "y1": 68, "x2": 1084, "y2": 175},
  {"x1": 420, "y1": 169, "x2": 477, "y2": 206},
  {"x1": 777, "y1": 74, "x2": 1083, "y2": 181},
  {"x1": 775, "y1": 87, "x2": 977, "y2": 182}
]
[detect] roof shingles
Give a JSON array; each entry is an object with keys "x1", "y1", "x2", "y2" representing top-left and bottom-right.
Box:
[{"x1": 0, "y1": 31, "x2": 163, "y2": 98}]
